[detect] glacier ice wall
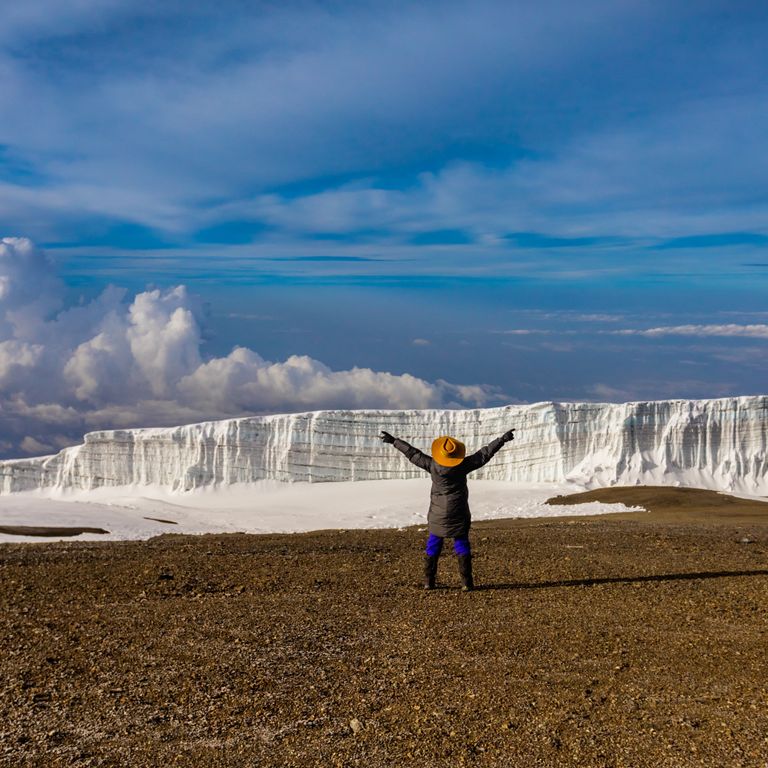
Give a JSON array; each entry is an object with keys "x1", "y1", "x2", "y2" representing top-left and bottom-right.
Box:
[{"x1": 1, "y1": 397, "x2": 767, "y2": 494}]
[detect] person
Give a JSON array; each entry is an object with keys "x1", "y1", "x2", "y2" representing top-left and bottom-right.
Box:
[{"x1": 379, "y1": 428, "x2": 515, "y2": 591}]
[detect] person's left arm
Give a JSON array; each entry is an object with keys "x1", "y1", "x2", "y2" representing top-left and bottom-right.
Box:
[{"x1": 462, "y1": 429, "x2": 515, "y2": 473}]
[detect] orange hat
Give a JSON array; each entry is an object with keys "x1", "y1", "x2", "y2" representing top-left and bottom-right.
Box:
[{"x1": 431, "y1": 435, "x2": 466, "y2": 467}]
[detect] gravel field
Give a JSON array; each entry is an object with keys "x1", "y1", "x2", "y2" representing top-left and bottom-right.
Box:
[{"x1": 1, "y1": 487, "x2": 767, "y2": 767}]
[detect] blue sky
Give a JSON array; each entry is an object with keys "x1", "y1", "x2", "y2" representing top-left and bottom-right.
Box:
[{"x1": 1, "y1": 1, "x2": 767, "y2": 455}]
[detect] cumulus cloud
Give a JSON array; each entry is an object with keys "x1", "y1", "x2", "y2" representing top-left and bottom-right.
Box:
[
  {"x1": 20, "y1": 436, "x2": 51, "y2": 455},
  {"x1": 0, "y1": 239, "x2": 505, "y2": 458},
  {"x1": 0, "y1": 237, "x2": 64, "y2": 337},
  {"x1": 176, "y1": 347, "x2": 444, "y2": 413}
]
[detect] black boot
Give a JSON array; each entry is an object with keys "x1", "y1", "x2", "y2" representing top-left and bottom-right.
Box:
[
  {"x1": 457, "y1": 554, "x2": 474, "y2": 592},
  {"x1": 423, "y1": 555, "x2": 439, "y2": 590}
]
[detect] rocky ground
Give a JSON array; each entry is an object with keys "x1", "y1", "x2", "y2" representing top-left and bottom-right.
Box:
[{"x1": 1, "y1": 487, "x2": 767, "y2": 767}]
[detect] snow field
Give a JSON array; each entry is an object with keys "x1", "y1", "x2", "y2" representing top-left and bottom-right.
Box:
[{"x1": 0, "y1": 480, "x2": 642, "y2": 543}]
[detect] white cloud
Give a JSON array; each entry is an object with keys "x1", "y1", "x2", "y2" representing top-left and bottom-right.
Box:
[
  {"x1": 0, "y1": 340, "x2": 44, "y2": 384},
  {"x1": 2, "y1": 1, "x2": 766, "y2": 253},
  {"x1": 0, "y1": 0, "x2": 659, "y2": 230},
  {"x1": 612, "y1": 324, "x2": 768, "y2": 339},
  {"x1": 497, "y1": 329, "x2": 552, "y2": 335},
  {"x1": 573, "y1": 313, "x2": 624, "y2": 322},
  {"x1": 0, "y1": 238, "x2": 506, "y2": 457},
  {"x1": 588, "y1": 383, "x2": 633, "y2": 400},
  {"x1": 177, "y1": 347, "x2": 443, "y2": 413},
  {"x1": 0, "y1": 237, "x2": 64, "y2": 336},
  {"x1": 19, "y1": 436, "x2": 51, "y2": 454},
  {"x1": 494, "y1": 323, "x2": 768, "y2": 340}
]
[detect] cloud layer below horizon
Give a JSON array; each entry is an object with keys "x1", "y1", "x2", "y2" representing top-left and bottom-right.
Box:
[{"x1": 0, "y1": 238, "x2": 503, "y2": 457}]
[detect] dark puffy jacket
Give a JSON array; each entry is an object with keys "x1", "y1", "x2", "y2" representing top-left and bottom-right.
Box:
[{"x1": 393, "y1": 436, "x2": 507, "y2": 538}]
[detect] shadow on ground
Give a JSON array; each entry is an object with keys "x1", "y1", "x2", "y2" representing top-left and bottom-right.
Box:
[{"x1": 477, "y1": 568, "x2": 768, "y2": 591}]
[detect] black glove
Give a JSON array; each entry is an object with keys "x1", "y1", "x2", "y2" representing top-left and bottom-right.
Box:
[
  {"x1": 380, "y1": 431, "x2": 396, "y2": 444},
  {"x1": 502, "y1": 428, "x2": 515, "y2": 443}
]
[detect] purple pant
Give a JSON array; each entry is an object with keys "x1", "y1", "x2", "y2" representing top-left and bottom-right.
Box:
[{"x1": 426, "y1": 533, "x2": 471, "y2": 557}]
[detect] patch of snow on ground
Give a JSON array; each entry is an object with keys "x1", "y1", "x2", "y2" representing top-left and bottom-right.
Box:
[{"x1": 0, "y1": 480, "x2": 645, "y2": 543}]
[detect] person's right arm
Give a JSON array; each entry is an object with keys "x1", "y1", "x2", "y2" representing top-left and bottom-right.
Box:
[{"x1": 380, "y1": 431, "x2": 432, "y2": 472}]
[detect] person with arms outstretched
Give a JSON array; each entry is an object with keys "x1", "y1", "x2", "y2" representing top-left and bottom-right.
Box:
[{"x1": 379, "y1": 428, "x2": 515, "y2": 591}]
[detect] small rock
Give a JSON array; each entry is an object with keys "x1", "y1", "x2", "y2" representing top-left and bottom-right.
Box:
[{"x1": 350, "y1": 718, "x2": 363, "y2": 734}]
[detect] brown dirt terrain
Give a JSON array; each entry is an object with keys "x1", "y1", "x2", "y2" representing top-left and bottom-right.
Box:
[
  {"x1": 1, "y1": 486, "x2": 767, "y2": 767},
  {"x1": 547, "y1": 485, "x2": 768, "y2": 524}
]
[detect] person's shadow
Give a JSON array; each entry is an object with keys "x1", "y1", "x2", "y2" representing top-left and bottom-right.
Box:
[{"x1": 476, "y1": 569, "x2": 768, "y2": 591}]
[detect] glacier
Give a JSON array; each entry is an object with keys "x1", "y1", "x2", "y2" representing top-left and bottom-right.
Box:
[{"x1": 0, "y1": 396, "x2": 767, "y2": 495}]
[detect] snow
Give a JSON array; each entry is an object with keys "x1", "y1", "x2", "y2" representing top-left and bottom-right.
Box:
[{"x1": 0, "y1": 480, "x2": 641, "y2": 543}]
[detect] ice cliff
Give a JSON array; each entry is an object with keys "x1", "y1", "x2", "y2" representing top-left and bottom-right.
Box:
[{"x1": 1, "y1": 397, "x2": 766, "y2": 494}]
